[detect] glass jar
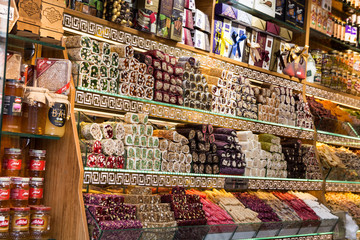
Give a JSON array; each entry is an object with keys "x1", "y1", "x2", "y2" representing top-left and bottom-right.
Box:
[
  {"x1": 0, "y1": 178, "x2": 10, "y2": 208},
  {"x1": 10, "y1": 178, "x2": 29, "y2": 208},
  {"x1": 330, "y1": 69, "x2": 338, "y2": 90},
  {"x1": 10, "y1": 207, "x2": 30, "y2": 240},
  {"x1": 44, "y1": 93, "x2": 69, "y2": 137},
  {"x1": 27, "y1": 150, "x2": 46, "y2": 178},
  {"x1": 2, "y1": 80, "x2": 24, "y2": 133},
  {"x1": 2, "y1": 148, "x2": 22, "y2": 177},
  {"x1": 29, "y1": 178, "x2": 43, "y2": 206},
  {"x1": 321, "y1": 70, "x2": 331, "y2": 87},
  {"x1": 21, "y1": 87, "x2": 48, "y2": 135},
  {"x1": 30, "y1": 206, "x2": 50, "y2": 239},
  {"x1": 0, "y1": 208, "x2": 10, "y2": 239}
]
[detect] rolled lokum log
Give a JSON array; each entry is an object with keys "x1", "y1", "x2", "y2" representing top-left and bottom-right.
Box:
[
  {"x1": 213, "y1": 128, "x2": 236, "y2": 136},
  {"x1": 114, "y1": 140, "x2": 125, "y2": 156},
  {"x1": 214, "y1": 134, "x2": 234, "y2": 143},
  {"x1": 110, "y1": 44, "x2": 134, "y2": 58},
  {"x1": 81, "y1": 123, "x2": 103, "y2": 140},
  {"x1": 99, "y1": 123, "x2": 114, "y2": 139},
  {"x1": 124, "y1": 113, "x2": 140, "y2": 124},
  {"x1": 101, "y1": 139, "x2": 116, "y2": 155},
  {"x1": 67, "y1": 48, "x2": 91, "y2": 61},
  {"x1": 214, "y1": 141, "x2": 231, "y2": 150},
  {"x1": 153, "y1": 130, "x2": 181, "y2": 142},
  {"x1": 146, "y1": 50, "x2": 165, "y2": 61},
  {"x1": 100, "y1": 42, "x2": 110, "y2": 55},
  {"x1": 81, "y1": 140, "x2": 102, "y2": 154},
  {"x1": 64, "y1": 36, "x2": 91, "y2": 48},
  {"x1": 175, "y1": 129, "x2": 196, "y2": 139}
]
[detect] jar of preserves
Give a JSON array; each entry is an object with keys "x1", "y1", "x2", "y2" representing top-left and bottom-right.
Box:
[
  {"x1": 30, "y1": 206, "x2": 50, "y2": 239},
  {"x1": 2, "y1": 79, "x2": 24, "y2": 133},
  {"x1": 21, "y1": 87, "x2": 48, "y2": 135},
  {"x1": 2, "y1": 148, "x2": 22, "y2": 177},
  {"x1": 10, "y1": 207, "x2": 30, "y2": 240},
  {"x1": 321, "y1": 70, "x2": 331, "y2": 87},
  {"x1": 0, "y1": 208, "x2": 10, "y2": 239},
  {"x1": 10, "y1": 178, "x2": 29, "y2": 208},
  {"x1": 0, "y1": 178, "x2": 10, "y2": 208},
  {"x1": 27, "y1": 150, "x2": 46, "y2": 178},
  {"x1": 44, "y1": 93, "x2": 70, "y2": 137},
  {"x1": 330, "y1": 69, "x2": 338, "y2": 90},
  {"x1": 29, "y1": 178, "x2": 43, "y2": 206}
]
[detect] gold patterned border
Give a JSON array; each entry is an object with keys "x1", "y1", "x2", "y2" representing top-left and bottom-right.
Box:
[
  {"x1": 83, "y1": 170, "x2": 225, "y2": 188},
  {"x1": 63, "y1": 13, "x2": 303, "y2": 90},
  {"x1": 317, "y1": 133, "x2": 360, "y2": 149},
  {"x1": 247, "y1": 179, "x2": 323, "y2": 191},
  {"x1": 279, "y1": 235, "x2": 332, "y2": 240},
  {"x1": 75, "y1": 90, "x2": 314, "y2": 140},
  {"x1": 326, "y1": 182, "x2": 360, "y2": 192},
  {"x1": 306, "y1": 85, "x2": 360, "y2": 109}
]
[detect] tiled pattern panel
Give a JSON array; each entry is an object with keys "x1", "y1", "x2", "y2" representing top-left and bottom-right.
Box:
[
  {"x1": 63, "y1": 14, "x2": 303, "y2": 90},
  {"x1": 83, "y1": 170, "x2": 225, "y2": 188},
  {"x1": 317, "y1": 133, "x2": 360, "y2": 148},
  {"x1": 326, "y1": 182, "x2": 360, "y2": 192},
  {"x1": 247, "y1": 179, "x2": 323, "y2": 191},
  {"x1": 75, "y1": 90, "x2": 314, "y2": 140},
  {"x1": 306, "y1": 85, "x2": 360, "y2": 109},
  {"x1": 280, "y1": 235, "x2": 332, "y2": 240}
]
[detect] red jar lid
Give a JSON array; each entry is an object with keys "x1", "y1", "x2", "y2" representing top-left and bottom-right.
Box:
[
  {"x1": 11, "y1": 207, "x2": 30, "y2": 211},
  {"x1": 0, "y1": 208, "x2": 10, "y2": 212},
  {"x1": 30, "y1": 206, "x2": 51, "y2": 211}
]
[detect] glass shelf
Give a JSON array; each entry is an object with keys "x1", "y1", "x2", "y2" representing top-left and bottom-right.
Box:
[
  {"x1": 310, "y1": 28, "x2": 360, "y2": 53},
  {"x1": 7, "y1": 34, "x2": 64, "y2": 50},
  {"x1": 75, "y1": 87, "x2": 314, "y2": 133},
  {"x1": 317, "y1": 130, "x2": 360, "y2": 142},
  {"x1": 1, "y1": 131, "x2": 60, "y2": 140},
  {"x1": 218, "y1": 0, "x2": 305, "y2": 34}
]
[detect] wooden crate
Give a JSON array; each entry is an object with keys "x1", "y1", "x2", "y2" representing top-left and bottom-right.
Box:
[
  {"x1": 41, "y1": 2, "x2": 64, "y2": 33},
  {"x1": 17, "y1": 0, "x2": 41, "y2": 26},
  {"x1": 16, "y1": 21, "x2": 40, "y2": 36},
  {"x1": 40, "y1": 28, "x2": 62, "y2": 42}
]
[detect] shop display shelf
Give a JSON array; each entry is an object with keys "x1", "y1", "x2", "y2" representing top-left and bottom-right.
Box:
[
  {"x1": 75, "y1": 87, "x2": 314, "y2": 140},
  {"x1": 217, "y1": 0, "x2": 305, "y2": 34},
  {"x1": 86, "y1": 207, "x2": 335, "y2": 240},
  {"x1": 63, "y1": 9, "x2": 303, "y2": 86},
  {"x1": 82, "y1": 167, "x2": 323, "y2": 190},
  {"x1": 1, "y1": 131, "x2": 61, "y2": 140},
  {"x1": 309, "y1": 28, "x2": 360, "y2": 53},
  {"x1": 7, "y1": 34, "x2": 64, "y2": 50}
]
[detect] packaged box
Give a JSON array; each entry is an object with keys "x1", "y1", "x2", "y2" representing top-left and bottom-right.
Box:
[
  {"x1": 253, "y1": 0, "x2": 276, "y2": 18},
  {"x1": 270, "y1": 37, "x2": 281, "y2": 72},
  {"x1": 236, "y1": 9, "x2": 252, "y2": 26},
  {"x1": 242, "y1": 27, "x2": 252, "y2": 63},
  {"x1": 237, "y1": 0, "x2": 254, "y2": 8},
  {"x1": 279, "y1": 26, "x2": 293, "y2": 41},
  {"x1": 266, "y1": 22, "x2": 280, "y2": 36},
  {"x1": 194, "y1": 9, "x2": 206, "y2": 31},
  {"x1": 321, "y1": 0, "x2": 331, "y2": 12},
  {"x1": 254, "y1": 32, "x2": 267, "y2": 68},
  {"x1": 215, "y1": 3, "x2": 237, "y2": 20},
  {"x1": 183, "y1": 9, "x2": 194, "y2": 29},
  {"x1": 251, "y1": 16, "x2": 266, "y2": 31},
  {"x1": 183, "y1": 28, "x2": 194, "y2": 46},
  {"x1": 310, "y1": 2, "x2": 317, "y2": 29},
  {"x1": 204, "y1": 14, "x2": 211, "y2": 33},
  {"x1": 285, "y1": 0, "x2": 296, "y2": 25},
  {"x1": 321, "y1": 9, "x2": 328, "y2": 33},
  {"x1": 170, "y1": 0, "x2": 185, "y2": 41},
  {"x1": 156, "y1": 0, "x2": 174, "y2": 38},
  {"x1": 18, "y1": 0, "x2": 41, "y2": 26},
  {"x1": 41, "y1": 2, "x2": 64, "y2": 33},
  {"x1": 277, "y1": 40, "x2": 287, "y2": 73},
  {"x1": 221, "y1": 19, "x2": 233, "y2": 57},
  {"x1": 262, "y1": 35, "x2": 274, "y2": 70},
  {"x1": 248, "y1": 29, "x2": 259, "y2": 66},
  {"x1": 137, "y1": 0, "x2": 159, "y2": 12},
  {"x1": 229, "y1": 24, "x2": 247, "y2": 61},
  {"x1": 316, "y1": 5, "x2": 322, "y2": 31},
  {"x1": 295, "y1": 2, "x2": 304, "y2": 28},
  {"x1": 213, "y1": 16, "x2": 223, "y2": 55},
  {"x1": 192, "y1": 29, "x2": 209, "y2": 51},
  {"x1": 187, "y1": 0, "x2": 196, "y2": 10},
  {"x1": 275, "y1": 0, "x2": 285, "y2": 21}
]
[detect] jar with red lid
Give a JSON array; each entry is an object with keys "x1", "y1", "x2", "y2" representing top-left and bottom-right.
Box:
[
  {"x1": 10, "y1": 207, "x2": 30, "y2": 240},
  {"x1": 2, "y1": 149, "x2": 22, "y2": 177},
  {"x1": 0, "y1": 178, "x2": 10, "y2": 208},
  {"x1": 30, "y1": 206, "x2": 50, "y2": 239},
  {"x1": 29, "y1": 178, "x2": 43, "y2": 206},
  {"x1": 0, "y1": 208, "x2": 10, "y2": 239},
  {"x1": 10, "y1": 178, "x2": 29, "y2": 208},
  {"x1": 27, "y1": 150, "x2": 46, "y2": 178}
]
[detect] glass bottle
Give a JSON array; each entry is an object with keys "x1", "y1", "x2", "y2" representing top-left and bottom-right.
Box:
[
  {"x1": 0, "y1": 178, "x2": 10, "y2": 208},
  {"x1": 0, "y1": 208, "x2": 10, "y2": 240},
  {"x1": 10, "y1": 207, "x2": 30, "y2": 240},
  {"x1": 27, "y1": 150, "x2": 46, "y2": 178},
  {"x1": 44, "y1": 93, "x2": 69, "y2": 137},
  {"x1": 2, "y1": 80, "x2": 24, "y2": 133},
  {"x1": 30, "y1": 206, "x2": 51, "y2": 239},
  {"x1": 10, "y1": 178, "x2": 29, "y2": 208},
  {"x1": 2, "y1": 149, "x2": 22, "y2": 177},
  {"x1": 29, "y1": 178, "x2": 43, "y2": 206}
]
